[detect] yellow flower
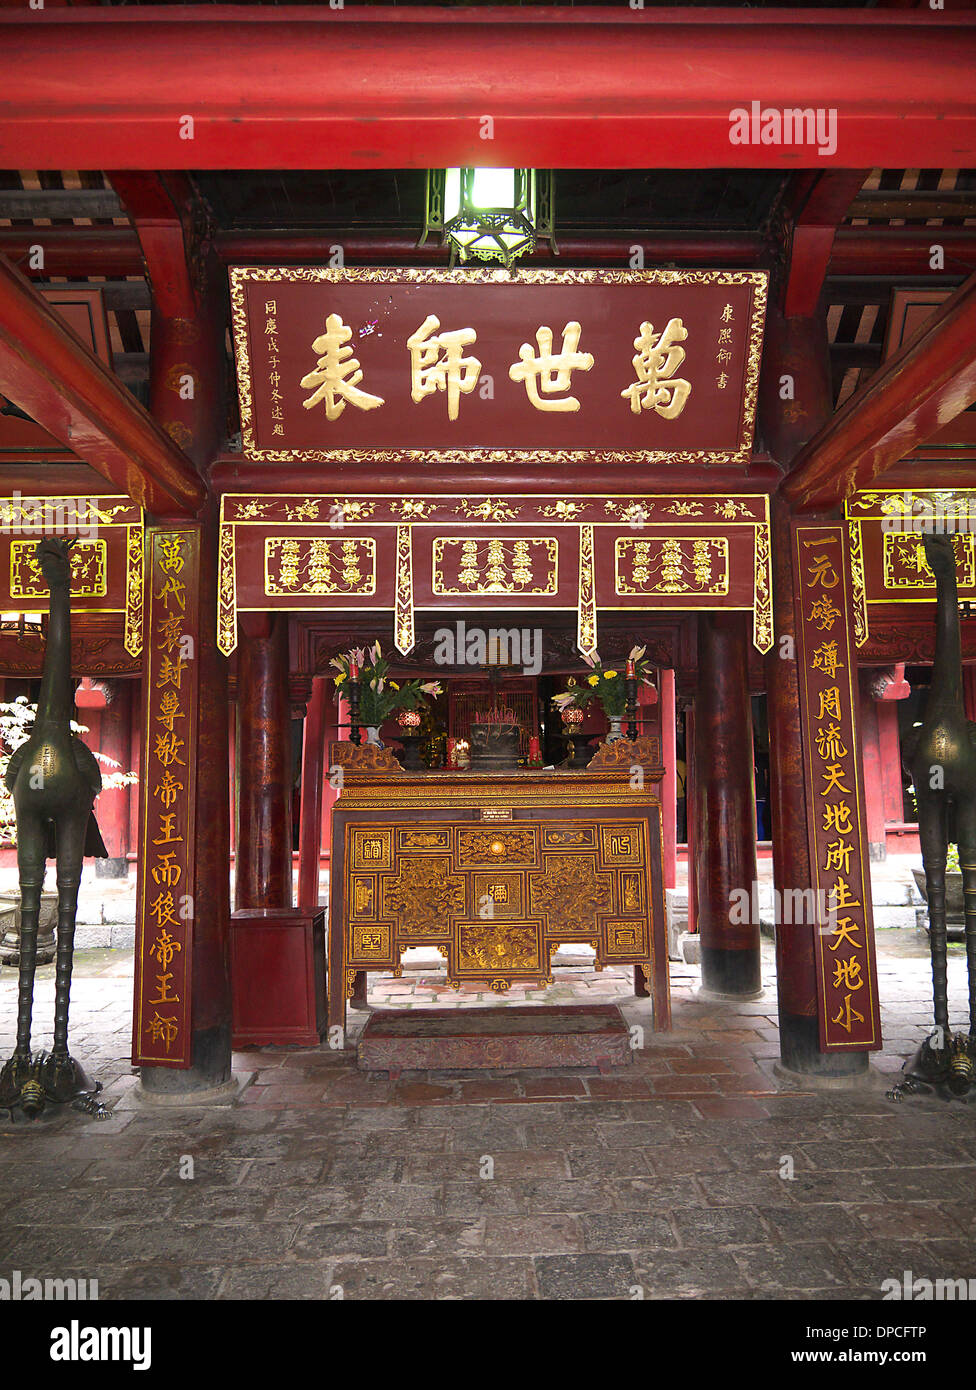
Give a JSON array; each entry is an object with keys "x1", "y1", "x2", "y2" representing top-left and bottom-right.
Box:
[
  {"x1": 334, "y1": 673, "x2": 346, "y2": 685},
  {"x1": 604, "y1": 670, "x2": 618, "y2": 680},
  {"x1": 390, "y1": 681, "x2": 400, "y2": 690},
  {"x1": 588, "y1": 674, "x2": 599, "y2": 687}
]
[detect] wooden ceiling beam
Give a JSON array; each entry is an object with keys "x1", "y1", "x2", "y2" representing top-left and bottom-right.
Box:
[
  {"x1": 0, "y1": 255, "x2": 205, "y2": 515},
  {"x1": 781, "y1": 272, "x2": 976, "y2": 511},
  {"x1": 0, "y1": 8, "x2": 974, "y2": 169}
]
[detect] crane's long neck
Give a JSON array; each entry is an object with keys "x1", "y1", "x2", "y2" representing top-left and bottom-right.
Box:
[
  {"x1": 35, "y1": 577, "x2": 73, "y2": 731},
  {"x1": 931, "y1": 562, "x2": 962, "y2": 711}
]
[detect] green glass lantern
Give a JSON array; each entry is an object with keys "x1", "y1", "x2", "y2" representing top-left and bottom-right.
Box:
[{"x1": 421, "y1": 168, "x2": 556, "y2": 269}]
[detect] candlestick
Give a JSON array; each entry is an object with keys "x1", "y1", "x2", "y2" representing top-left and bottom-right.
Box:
[
  {"x1": 348, "y1": 675, "x2": 362, "y2": 746},
  {"x1": 625, "y1": 673, "x2": 638, "y2": 741},
  {"x1": 625, "y1": 659, "x2": 635, "y2": 678}
]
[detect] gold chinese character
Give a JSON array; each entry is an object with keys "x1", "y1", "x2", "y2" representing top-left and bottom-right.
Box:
[
  {"x1": 152, "y1": 813, "x2": 183, "y2": 846},
  {"x1": 145, "y1": 1012, "x2": 179, "y2": 1053},
  {"x1": 827, "y1": 916, "x2": 862, "y2": 951},
  {"x1": 822, "y1": 801, "x2": 854, "y2": 836},
  {"x1": 149, "y1": 927, "x2": 182, "y2": 972},
  {"x1": 156, "y1": 654, "x2": 186, "y2": 692},
  {"x1": 153, "y1": 731, "x2": 186, "y2": 768},
  {"x1": 407, "y1": 314, "x2": 481, "y2": 421},
  {"x1": 806, "y1": 551, "x2": 840, "y2": 589},
  {"x1": 812, "y1": 641, "x2": 843, "y2": 679},
  {"x1": 155, "y1": 575, "x2": 186, "y2": 613},
  {"x1": 816, "y1": 722, "x2": 848, "y2": 762},
  {"x1": 151, "y1": 851, "x2": 183, "y2": 887},
  {"x1": 823, "y1": 839, "x2": 853, "y2": 875},
  {"x1": 156, "y1": 691, "x2": 184, "y2": 733},
  {"x1": 157, "y1": 613, "x2": 184, "y2": 655},
  {"x1": 620, "y1": 319, "x2": 691, "y2": 419},
  {"x1": 157, "y1": 535, "x2": 185, "y2": 575},
  {"x1": 831, "y1": 993, "x2": 865, "y2": 1035},
  {"x1": 826, "y1": 877, "x2": 862, "y2": 913},
  {"x1": 300, "y1": 313, "x2": 385, "y2": 419},
  {"x1": 149, "y1": 972, "x2": 181, "y2": 1006},
  {"x1": 808, "y1": 596, "x2": 841, "y2": 630},
  {"x1": 816, "y1": 687, "x2": 843, "y2": 721},
  {"x1": 832, "y1": 957, "x2": 863, "y2": 992},
  {"x1": 153, "y1": 769, "x2": 184, "y2": 810},
  {"x1": 149, "y1": 890, "x2": 180, "y2": 931},
  {"x1": 821, "y1": 762, "x2": 851, "y2": 797},
  {"x1": 508, "y1": 321, "x2": 594, "y2": 412},
  {"x1": 721, "y1": 304, "x2": 734, "y2": 323}
]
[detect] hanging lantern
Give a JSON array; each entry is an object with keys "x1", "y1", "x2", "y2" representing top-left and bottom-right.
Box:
[{"x1": 421, "y1": 168, "x2": 556, "y2": 269}]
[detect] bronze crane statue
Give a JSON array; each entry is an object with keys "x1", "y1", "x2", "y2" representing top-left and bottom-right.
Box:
[
  {"x1": 0, "y1": 538, "x2": 109, "y2": 1119},
  {"x1": 891, "y1": 531, "x2": 976, "y2": 1101}
]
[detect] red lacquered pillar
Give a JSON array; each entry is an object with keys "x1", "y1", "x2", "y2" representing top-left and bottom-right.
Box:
[
  {"x1": 693, "y1": 611, "x2": 762, "y2": 997},
  {"x1": 235, "y1": 613, "x2": 293, "y2": 910}
]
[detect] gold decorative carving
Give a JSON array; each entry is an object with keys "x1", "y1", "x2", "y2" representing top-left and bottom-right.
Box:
[
  {"x1": 217, "y1": 511, "x2": 237, "y2": 656},
  {"x1": 384, "y1": 857, "x2": 465, "y2": 936},
  {"x1": 578, "y1": 523, "x2": 597, "y2": 659},
  {"x1": 352, "y1": 924, "x2": 390, "y2": 959},
  {"x1": 395, "y1": 524, "x2": 414, "y2": 656},
  {"x1": 530, "y1": 855, "x2": 612, "y2": 936},
  {"x1": 125, "y1": 522, "x2": 144, "y2": 657},
  {"x1": 457, "y1": 828, "x2": 536, "y2": 866},
  {"x1": 586, "y1": 736, "x2": 664, "y2": 778},
  {"x1": 472, "y1": 872, "x2": 523, "y2": 918},
  {"x1": 331, "y1": 741, "x2": 404, "y2": 773},
  {"x1": 264, "y1": 536, "x2": 376, "y2": 596},
  {"x1": 458, "y1": 921, "x2": 541, "y2": 973},
  {"x1": 345, "y1": 969, "x2": 357, "y2": 998},
  {"x1": 602, "y1": 825, "x2": 644, "y2": 865},
  {"x1": 605, "y1": 921, "x2": 648, "y2": 957},
  {"x1": 454, "y1": 497, "x2": 521, "y2": 521},
  {"x1": 352, "y1": 877, "x2": 375, "y2": 918},
  {"x1": 848, "y1": 519, "x2": 868, "y2": 649},
  {"x1": 230, "y1": 267, "x2": 766, "y2": 466},
  {"x1": 537, "y1": 500, "x2": 588, "y2": 520},
  {"x1": 352, "y1": 828, "x2": 393, "y2": 871},
  {"x1": 882, "y1": 532, "x2": 976, "y2": 590},
  {"x1": 614, "y1": 536, "x2": 728, "y2": 597},
  {"x1": 399, "y1": 830, "x2": 450, "y2": 851},
  {"x1": 753, "y1": 516, "x2": 773, "y2": 654},
  {"x1": 432, "y1": 536, "x2": 558, "y2": 596},
  {"x1": 10, "y1": 538, "x2": 106, "y2": 598},
  {"x1": 543, "y1": 828, "x2": 595, "y2": 848}
]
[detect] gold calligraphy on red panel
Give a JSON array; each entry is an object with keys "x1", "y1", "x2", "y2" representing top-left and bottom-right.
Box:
[
  {"x1": 132, "y1": 529, "x2": 199, "y2": 1069},
  {"x1": 794, "y1": 525, "x2": 882, "y2": 1052}
]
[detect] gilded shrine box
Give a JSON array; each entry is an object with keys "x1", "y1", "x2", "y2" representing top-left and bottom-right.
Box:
[{"x1": 328, "y1": 761, "x2": 670, "y2": 1036}]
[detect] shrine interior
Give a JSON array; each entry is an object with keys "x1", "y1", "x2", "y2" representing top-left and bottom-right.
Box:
[{"x1": 1, "y1": 0, "x2": 975, "y2": 1321}]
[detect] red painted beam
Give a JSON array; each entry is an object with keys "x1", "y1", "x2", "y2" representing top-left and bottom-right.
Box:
[
  {"x1": 3, "y1": 226, "x2": 975, "y2": 280},
  {"x1": 0, "y1": 255, "x2": 206, "y2": 515},
  {"x1": 781, "y1": 272, "x2": 976, "y2": 511},
  {"x1": 1, "y1": 8, "x2": 975, "y2": 170}
]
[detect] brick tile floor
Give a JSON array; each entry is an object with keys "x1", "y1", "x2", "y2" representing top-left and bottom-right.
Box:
[{"x1": 1, "y1": 929, "x2": 975, "y2": 1300}]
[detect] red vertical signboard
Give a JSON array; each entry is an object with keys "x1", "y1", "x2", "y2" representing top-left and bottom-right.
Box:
[
  {"x1": 793, "y1": 523, "x2": 882, "y2": 1051},
  {"x1": 132, "y1": 528, "x2": 200, "y2": 1068}
]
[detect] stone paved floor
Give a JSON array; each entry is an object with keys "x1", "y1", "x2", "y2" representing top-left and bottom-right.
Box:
[{"x1": 1, "y1": 929, "x2": 975, "y2": 1301}]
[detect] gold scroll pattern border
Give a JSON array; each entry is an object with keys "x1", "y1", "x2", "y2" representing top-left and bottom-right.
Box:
[
  {"x1": 847, "y1": 519, "x2": 868, "y2": 649},
  {"x1": 578, "y1": 523, "x2": 596, "y2": 659},
  {"x1": 9, "y1": 538, "x2": 107, "y2": 600},
  {"x1": 229, "y1": 266, "x2": 767, "y2": 466},
  {"x1": 395, "y1": 524, "x2": 414, "y2": 656}
]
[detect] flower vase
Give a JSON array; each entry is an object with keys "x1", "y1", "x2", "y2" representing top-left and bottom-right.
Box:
[
  {"x1": 606, "y1": 714, "x2": 625, "y2": 742},
  {"x1": 365, "y1": 725, "x2": 384, "y2": 748}
]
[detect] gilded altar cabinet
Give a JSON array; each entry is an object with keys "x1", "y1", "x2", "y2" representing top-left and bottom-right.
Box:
[{"x1": 327, "y1": 756, "x2": 670, "y2": 1034}]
